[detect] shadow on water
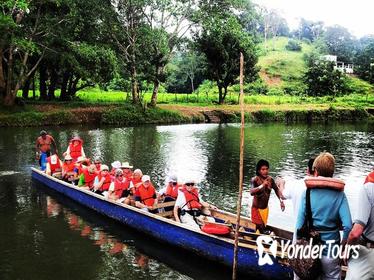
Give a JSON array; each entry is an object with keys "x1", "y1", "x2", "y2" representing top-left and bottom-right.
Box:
[{"x1": 32, "y1": 180, "x2": 257, "y2": 280}]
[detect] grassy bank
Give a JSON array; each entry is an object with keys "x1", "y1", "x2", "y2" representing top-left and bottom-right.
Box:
[{"x1": 0, "y1": 101, "x2": 372, "y2": 127}]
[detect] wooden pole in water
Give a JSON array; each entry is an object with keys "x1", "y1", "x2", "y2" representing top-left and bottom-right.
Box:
[{"x1": 232, "y1": 52, "x2": 245, "y2": 280}]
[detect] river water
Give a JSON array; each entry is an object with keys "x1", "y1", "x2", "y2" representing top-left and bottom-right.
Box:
[{"x1": 0, "y1": 122, "x2": 373, "y2": 279}]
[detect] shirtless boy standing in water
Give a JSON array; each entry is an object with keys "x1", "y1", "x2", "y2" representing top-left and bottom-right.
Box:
[{"x1": 250, "y1": 159, "x2": 285, "y2": 233}]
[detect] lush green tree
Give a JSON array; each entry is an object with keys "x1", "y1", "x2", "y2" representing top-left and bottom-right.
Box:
[
  {"x1": 354, "y1": 41, "x2": 374, "y2": 84},
  {"x1": 304, "y1": 53, "x2": 348, "y2": 97},
  {"x1": 140, "y1": 0, "x2": 196, "y2": 106},
  {"x1": 0, "y1": 0, "x2": 55, "y2": 106},
  {"x1": 323, "y1": 25, "x2": 355, "y2": 63},
  {"x1": 166, "y1": 49, "x2": 206, "y2": 93},
  {"x1": 195, "y1": 16, "x2": 258, "y2": 104},
  {"x1": 297, "y1": 18, "x2": 324, "y2": 42}
]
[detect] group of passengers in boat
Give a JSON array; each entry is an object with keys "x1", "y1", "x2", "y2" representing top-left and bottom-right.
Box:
[{"x1": 36, "y1": 130, "x2": 374, "y2": 280}]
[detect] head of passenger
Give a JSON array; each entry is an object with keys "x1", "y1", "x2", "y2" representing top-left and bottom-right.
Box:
[
  {"x1": 256, "y1": 159, "x2": 270, "y2": 178},
  {"x1": 115, "y1": 169, "x2": 124, "y2": 181},
  {"x1": 313, "y1": 152, "x2": 335, "y2": 178},
  {"x1": 133, "y1": 169, "x2": 143, "y2": 180},
  {"x1": 141, "y1": 175, "x2": 151, "y2": 188},
  {"x1": 169, "y1": 175, "x2": 178, "y2": 187},
  {"x1": 121, "y1": 162, "x2": 133, "y2": 177},
  {"x1": 100, "y1": 164, "x2": 109, "y2": 175},
  {"x1": 71, "y1": 137, "x2": 82, "y2": 147},
  {"x1": 94, "y1": 158, "x2": 101, "y2": 170},
  {"x1": 40, "y1": 130, "x2": 47, "y2": 140},
  {"x1": 184, "y1": 179, "x2": 195, "y2": 191},
  {"x1": 88, "y1": 164, "x2": 96, "y2": 174},
  {"x1": 307, "y1": 158, "x2": 315, "y2": 176}
]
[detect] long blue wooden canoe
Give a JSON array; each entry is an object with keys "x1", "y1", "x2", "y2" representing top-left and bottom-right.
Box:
[{"x1": 31, "y1": 167, "x2": 293, "y2": 279}]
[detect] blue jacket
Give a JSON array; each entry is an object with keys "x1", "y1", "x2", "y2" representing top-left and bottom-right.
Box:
[{"x1": 296, "y1": 188, "x2": 352, "y2": 255}]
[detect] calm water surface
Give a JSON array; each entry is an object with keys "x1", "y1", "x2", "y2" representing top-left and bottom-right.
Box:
[{"x1": 0, "y1": 122, "x2": 373, "y2": 279}]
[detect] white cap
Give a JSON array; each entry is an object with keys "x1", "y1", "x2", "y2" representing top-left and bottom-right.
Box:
[
  {"x1": 111, "y1": 160, "x2": 121, "y2": 169},
  {"x1": 142, "y1": 175, "x2": 150, "y2": 183},
  {"x1": 100, "y1": 164, "x2": 109, "y2": 171}
]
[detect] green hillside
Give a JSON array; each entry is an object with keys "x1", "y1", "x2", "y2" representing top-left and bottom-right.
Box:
[{"x1": 257, "y1": 37, "x2": 373, "y2": 96}]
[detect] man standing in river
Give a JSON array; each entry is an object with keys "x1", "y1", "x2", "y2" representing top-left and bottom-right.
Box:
[
  {"x1": 250, "y1": 159, "x2": 285, "y2": 233},
  {"x1": 35, "y1": 130, "x2": 58, "y2": 171}
]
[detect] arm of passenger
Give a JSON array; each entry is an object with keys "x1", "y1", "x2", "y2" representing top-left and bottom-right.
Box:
[
  {"x1": 295, "y1": 190, "x2": 307, "y2": 238},
  {"x1": 339, "y1": 194, "x2": 352, "y2": 241},
  {"x1": 347, "y1": 224, "x2": 365, "y2": 245},
  {"x1": 46, "y1": 163, "x2": 51, "y2": 175},
  {"x1": 250, "y1": 178, "x2": 264, "y2": 195},
  {"x1": 174, "y1": 205, "x2": 181, "y2": 222}
]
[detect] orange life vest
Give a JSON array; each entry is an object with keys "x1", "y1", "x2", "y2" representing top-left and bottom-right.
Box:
[
  {"x1": 364, "y1": 171, "x2": 374, "y2": 184},
  {"x1": 113, "y1": 179, "x2": 129, "y2": 197},
  {"x1": 97, "y1": 173, "x2": 112, "y2": 191},
  {"x1": 37, "y1": 135, "x2": 54, "y2": 153},
  {"x1": 304, "y1": 177, "x2": 345, "y2": 191},
  {"x1": 69, "y1": 142, "x2": 82, "y2": 160},
  {"x1": 165, "y1": 184, "x2": 179, "y2": 199},
  {"x1": 63, "y1": 162, "x2": 75, "y2": 173},
  {"x1": 137, "y1": 183, "x2": 156, "y2": 207},
  {"x1": 82, "y1": 169, "x2": 96, "y2": 188},
  {"x1": 182, "y1": 188, "x2": 202, "y2": 210},
  {"x1": 47, "y1": 156, "x2": 61, "y2": 174}
]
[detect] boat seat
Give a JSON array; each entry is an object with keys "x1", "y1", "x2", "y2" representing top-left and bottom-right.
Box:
[{"x1": 157, "y1": 211, "x2": 174, "y2": 218}]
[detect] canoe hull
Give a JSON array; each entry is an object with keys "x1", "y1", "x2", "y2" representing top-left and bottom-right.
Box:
[{"x1": 31, "y1": 168, "x2": 292, "y2": 279}]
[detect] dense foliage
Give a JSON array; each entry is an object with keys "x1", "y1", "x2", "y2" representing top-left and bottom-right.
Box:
[{"x1": 0, "y1": 0, "x2": 373, "y2": 107}]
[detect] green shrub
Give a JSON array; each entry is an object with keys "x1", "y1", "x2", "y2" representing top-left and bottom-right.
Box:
[{"x1": 285, "y1": 40, "x2": 302, "y2": 51}]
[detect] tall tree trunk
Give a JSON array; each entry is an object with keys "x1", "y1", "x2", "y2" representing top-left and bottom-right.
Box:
[
  {"x1": 48, "y1": 67, "x2": 58, "y2": 100},
  {"x1": 22, "y1": 77, "x2": 31, "y2": 99},
  {"x1": 60, "y1": 71, "x2": 69, "y2": 100},
  {"x1": 39, "y1": 64, "x2": 48, "y2": 100},
  {"x1": 4, "y1": 45, "x2": 15, "y2": 106},
  {"x1": 218, "y1": 85, "x2": 224, "y2": 104},
  {"x1": 130, "y1": 64, "x2": 139, "y2": 104},
  {"x1": 150, "y1": 79, "x2": 159, "y2": 107},
  {"x1": 69, "y1": 76, "x2": 79, "y2": 97}
]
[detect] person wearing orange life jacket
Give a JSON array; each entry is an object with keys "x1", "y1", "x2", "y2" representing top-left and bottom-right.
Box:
[
  {"x1": 173, "y1": 179, "x2": 217, "y2": 230},
  {"x1": 158, "y1": 175, "x2": 180, "y2": 211},
  {"x1": 64, "y1": 136, "x2": 85, "y2": 162},
  {"x1": 62, "y1": 155, "x2": 76, "y2": 182},
  {"x1": 93, "y1": 165, "x2": 112, "y2": 195},
  {"x1": 134, "y1": 175, "x2": 158, "y2": 213},
  {"x1": 78, "y1": 164, "x2": 97, "y2": 190},
  {"x1": 46, "y1": 154, "x2": 63, "y2": 178},
  {"x1": 110, "y1": 161, "x2": 121, "y2": 177},
  {"x1": 74, "y1": 156, "x2": 89, "y2": 177},
  {"x1": 107, "y1": 169, "x2": 131, "y2": 204}
]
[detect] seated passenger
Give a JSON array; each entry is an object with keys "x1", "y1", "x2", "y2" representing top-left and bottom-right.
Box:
[
  {"x1": 78, "y1": 164, "x2": 97, "y2": 190},
  {"x1": 93, "y1": 165, "x2": 112, "y2": 195},
  {"x1": 46, "y1": 154, "x2": 63, "y2": 178},
  {"x1": 134, "y1": 175, "x2": 158, "y2": 213},
  {"x1": 110, "y1": 161, "x2": 121, "y2": 176},
  {"x1": 128, "y1": 169, "x2": 142, "y2": 206},
  {"x1": 93, "y1": 158, "x2": 101, "y2": 173},
  {"x1": 120, "y1": 162, "x2": 133, "y2": 181},
  {"x1": 64, "y1": 136, "x2": 85, "y2": 162},
  {"x1": 62, "y1": 155, "x2": 76, "y2": 183},
  {"x1": 74, "y1": 156, "x2": 88, "y2": 176},
  {"x1": 173, "y1": 179, "x2": 217, "y2": 230},
  {"x1": 158, "y1": 175, "x2": 180, "y2": 211},
  {"x1": 107, "y1": 169, "x2": 131, "y2": 204}
]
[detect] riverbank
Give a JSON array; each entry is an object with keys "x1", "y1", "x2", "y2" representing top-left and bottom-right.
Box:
[{"x1": 0, "y1": 102, "x2": 373, "y2": 127}]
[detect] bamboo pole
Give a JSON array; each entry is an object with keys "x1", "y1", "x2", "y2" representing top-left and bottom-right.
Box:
[{"x1": 232, "y1": 52, "x2": 245, "y2": 280}]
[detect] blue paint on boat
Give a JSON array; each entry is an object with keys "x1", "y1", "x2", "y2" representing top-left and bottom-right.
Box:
[{"x1": 31, "y1": 168, "x2": 292, "y2": 279}]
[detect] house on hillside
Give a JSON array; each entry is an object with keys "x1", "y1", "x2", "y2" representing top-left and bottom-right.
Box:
[{"x1": 321, "y1": 55, "x2": 354, "y2": 74}]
